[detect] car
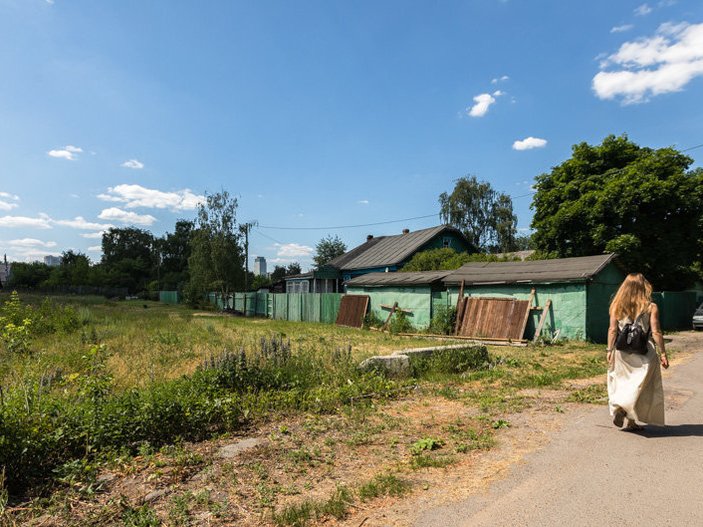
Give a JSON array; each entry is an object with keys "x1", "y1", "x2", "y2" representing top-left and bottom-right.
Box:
[{"x1": 694, "y1": 302, "x2": 703, "y2": 331}]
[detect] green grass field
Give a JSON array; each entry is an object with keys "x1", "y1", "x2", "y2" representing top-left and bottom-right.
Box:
[{"x1": 0, "y1": 291, "x2": 615, "y2": 526}]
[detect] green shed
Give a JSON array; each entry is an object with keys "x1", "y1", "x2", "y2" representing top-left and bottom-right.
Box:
[
  {"x1": 346, "y1": 270, "x2": 452, "y2": 329},
  {"x1": 443, "y1": 254, "x2": 625, "y2": 343}
]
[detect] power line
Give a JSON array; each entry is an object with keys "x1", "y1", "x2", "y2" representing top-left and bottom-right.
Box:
[
  {"x1": 258, "y1": 213, "x2": 439, "y2": 231},
  {"x1": 256, "y1": 141, "x2": 701, "y2": 232}
]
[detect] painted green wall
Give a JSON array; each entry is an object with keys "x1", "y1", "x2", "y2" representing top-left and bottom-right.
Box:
[
  {"x1": 586, "y1": 262, "x2": 626, "y2": 343},
  {"x1": 347, "y1": 285, "x2": 434, "y2": 328},
  {"x1": 448, "y1": 283, "x2": 588, "y2": 341}
]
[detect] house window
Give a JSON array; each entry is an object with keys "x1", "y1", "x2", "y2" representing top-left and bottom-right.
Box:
[{"x1": 443, "y1": 237, "x2": 452, "y2": 248}]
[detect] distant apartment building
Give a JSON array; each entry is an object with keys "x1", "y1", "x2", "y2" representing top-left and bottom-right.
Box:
[
  {"x1": 253, "y1": 256, "x2": 267, "y2": 276},
  {"x1": 44, "y1": 255, "x2": 63, "y2": 267},
  {"x1": 0, "y1": 256, "x2": 10, "y2": 287}
]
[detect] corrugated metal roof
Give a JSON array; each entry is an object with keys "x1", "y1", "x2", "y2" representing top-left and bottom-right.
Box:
[
  {"x1": 443, "y1": 253, "x2": 616, "y2": 286},
  {"x1": 327, "y1": 225, "x2": 466, "y2": 271},
  {"x1": 346, "y1": 270, "x2": 452, "y2": 287}
]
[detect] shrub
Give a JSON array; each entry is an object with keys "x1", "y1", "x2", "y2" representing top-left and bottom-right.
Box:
[
  {"x1": 411, "y1": 345, "x2": 489, "y2": 376},
  {"x1": 388, "y1": 311, "x2": 413, "y2": 334},
  {"x1": 428, "y1": 305, "x2": 456, "y2": 335}
]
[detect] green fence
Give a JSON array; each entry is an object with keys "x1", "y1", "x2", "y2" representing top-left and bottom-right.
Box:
[
  {"x1": 206, "y1": 292, "x2": 343, "y2": 324},
  {"x1": 652, "y1": 291, "x2": 699, "y2": 331},
  {"x1": 159, "y1": 291, "x2": 181, "y2": 304}
]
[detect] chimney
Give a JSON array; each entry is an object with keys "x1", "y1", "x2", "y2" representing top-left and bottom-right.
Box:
[
  {"x1": 402, "y1": 228, "x2": 410, "y2": 234},
  {"x1": 366, "y1": 234, "x2": 374, "y2": 241}
]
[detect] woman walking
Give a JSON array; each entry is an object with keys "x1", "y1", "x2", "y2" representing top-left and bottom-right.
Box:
[{"x1": 607, "y1": 273, "x2": 669, "y2": 431}]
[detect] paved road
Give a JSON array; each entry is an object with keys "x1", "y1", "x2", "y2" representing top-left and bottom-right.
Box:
[{"x1": 415, "y1": 334, "x2": 703, "y2": 527}]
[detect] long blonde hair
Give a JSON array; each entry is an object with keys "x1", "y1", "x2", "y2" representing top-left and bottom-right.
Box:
[{"x1": 609, "y1": 273, "x2": 653, "y2": 320}]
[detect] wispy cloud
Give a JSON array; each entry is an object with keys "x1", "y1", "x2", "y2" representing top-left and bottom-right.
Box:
[
  {"x1": 80, "y1": 231, "x2": 107, "y2": 239},
  {"x1": 47, "y1": 145, "x2": 83, "y2": 161},
  {"x1": 491, "y1": 75, "x2": 510, "y2": 84},
  {"x1": 467, "y1": 93, "x2": 496, "y2": 117},
  {"x1": 0, "y1": 214, "x2": 53, "y2": 229},
  {"x1": 53, "y1": 217, "x2": 114, "y2": 230},
  {"x1": 98, "y1": 207, "x2": 157, "y2": 226},
  {"x1": 121, "y1": 159, "x2": 144, "y2": 170},
  {"x1": 0, "y1": 192, "x2": 20, "y2": 211},
  {"x1": 512, "y1": 137, "x2": 548, "y2": 150},
  {"x1": 611, "y1": 24, "x2": 634, "y2": 33},
  {"x1": 634, "y1": 3, "x2": 653, "y2": 16},
  {"x1": 357, "y1": 199, "x2": 370, "y2": 205},
  {"x1": 98, "y1": 184, "x2": 204, "y2": 211},
  {"x1": 593, "y1": 22, "x2": 703, "y2": 104},
  {"x1": 4, "y1": 238, "x2": 57, "y2": 249},
  {"x1": 275, "y1": 243, "x2": 313, "y2": 258},
  {"x1": 87, "y1": 246, "x2": 102, "y2": 253}
]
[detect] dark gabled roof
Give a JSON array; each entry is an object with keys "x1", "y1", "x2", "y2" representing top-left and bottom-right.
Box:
[
  {"x1": 442, "y1": 253, "x2": 617, "y2": 286},
  {"x1": 326, "y1": 225, "x2": 468, "y2": 271},
  {"x1": 346, "y1": 270, "x2": 452, "y2": 287}
]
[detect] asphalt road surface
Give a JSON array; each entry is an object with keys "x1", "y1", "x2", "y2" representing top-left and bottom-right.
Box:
[{"x1": 415, "y1": 334, "x2": 703, "y2": 527}]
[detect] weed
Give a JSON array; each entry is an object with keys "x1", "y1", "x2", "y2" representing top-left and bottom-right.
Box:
[
  {"x1": 410, "y1": 437, "x2": 444, "y2": 455},
  {"x1": 567, "y1": 383, "x2": 607, "y2": 404},
  {"x1": 410, "y1": 454, "x2": 456, "y2": 469},
  {"x1": 121, "y1": 504, "x2": 160, "y2": 527},
  {"x1": 358, "y1": 473, "x2": 410, "y2": 501},
  {"x1": 491, "y1": 419, "x2": 510, "y2": 429}
]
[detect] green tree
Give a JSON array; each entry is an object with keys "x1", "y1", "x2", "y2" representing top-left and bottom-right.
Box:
[
  {"x1": 46, "y1": 250, "x2": 92, "y2": 286},
  {"x1": 439, "y1": 176, "x2": 517, "y2": 253},
  {"x1": 5, "y1": 262, "x2": 52, "y2": 288},
  {"x1": 158, "y1": 219, "x2": 194, "y2": 290},
  {"x1": 188, "y1": 190, "x2": 244, "y2": 305},
  {"x1": 286, "y1": 262, "x2": 302, "y2": 276},
  {"x1": 101, "y1": 227, "x2": 157, "y2": 293},
  {"x1": 313, "y1": 235, "x2": 347, "y2": 268},
  {"x1": 402, "y1": 248, "x2": 518, "y2": 272},
  {"x1": 531, "y1": 135, "x2": 703, "y2": 290}
]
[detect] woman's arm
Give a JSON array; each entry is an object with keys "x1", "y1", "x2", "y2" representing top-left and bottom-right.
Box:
[
  {"x1": 650, "y1": 303, "x2": 669, "y2": 369},
  {"x1": 607, "y1": 313, "x2": 618, "y2": 365}
]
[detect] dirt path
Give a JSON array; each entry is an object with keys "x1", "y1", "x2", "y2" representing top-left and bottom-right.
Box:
[{"x1": 409, "y1": 332, "x2": 703, "y2": 527}]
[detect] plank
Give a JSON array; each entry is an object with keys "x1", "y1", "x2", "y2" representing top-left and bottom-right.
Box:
[
  {"x1": 454, "y1": 280, "x2": 465, "y2": 335},
  {"x1": 381, "y1": 301, "x2": 398, "y2": 331},
  {"x1": 533, "y1": 299, "x2": 552, "y2": 342},
  {"x1": 456, "y1": 297, "x2": 530, "y2": 340},
  {"x1": 335, "y1": 295, "x2": 370, "y2": 328},
  {"x1": 516, "y1": 288, "x2": 536, "y2": 341}
]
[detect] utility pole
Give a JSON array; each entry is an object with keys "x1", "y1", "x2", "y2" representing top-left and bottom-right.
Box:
[{"x1": 241, "y1": 221, "x2": 258, "y2": 314}]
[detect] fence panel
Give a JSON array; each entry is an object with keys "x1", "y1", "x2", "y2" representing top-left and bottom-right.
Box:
[{"x1": 320, "y1": 293, "x2": 343, "y2": 324}]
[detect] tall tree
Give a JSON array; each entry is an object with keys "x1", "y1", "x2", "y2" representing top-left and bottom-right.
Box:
[
  {"x1": 159, "y1": 219, "x2": 194, "y2": 289},
  {"x1": 188, "y1": 190, "x2": 244, "y2": 304},
  {"x1": 313, "y1": 235, "x2": 347, "y2": 268},
  {"x1": 531, "y1": 135, "x2": 703, "y2": 290},
  {"x1": 101, "y1": 227, "x2": 156, "y2": 292},
  {"x1": 439, "y1": 176, "x2": 517, "y2": 253}
]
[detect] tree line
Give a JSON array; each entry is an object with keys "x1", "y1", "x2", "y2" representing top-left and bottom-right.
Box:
[{"x1": 5, "y1": 135, "x2": 702, "y2": 296}]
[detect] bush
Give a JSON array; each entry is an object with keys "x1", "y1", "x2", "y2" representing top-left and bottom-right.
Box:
[
  {"x1": 0, "y1": 338, "x2": 407, "y2": 494},
  {"x1": 428, "y1": 305, "x2": 456, "y2": 335},
  {"x1": 388, "y1": 311, "x2": 413, "y2": 334},
  {"x1": 411, "y1": 345, "x2": 489, "y2": 376}
]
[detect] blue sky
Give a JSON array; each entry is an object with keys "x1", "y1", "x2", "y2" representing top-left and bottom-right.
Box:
[{"x1": 1, "y1": 0, "x2": 702, "y2": 270}]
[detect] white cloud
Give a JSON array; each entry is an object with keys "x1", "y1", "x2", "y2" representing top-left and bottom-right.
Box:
[
  {"x1": 492, "y1": 90, "x2": 505, "y2": 97},
  {"x1": 5, "y1": 238, "x2": 57, "y2": 248},
  {"x1": 87, "y1": 246, "x2": 102, "y2": 253},
  {"x1": 80, "y1": 231, "x2": 107, "y2": 239},
  {"x1": 0, "y1": 192, "x2": 19, "y2": 211},
  {"x1": 634, "y1": 3, "x2": 653, "y2": 16},
  {"x1": 0, "y1": 214, "x2": 52, "y2": 229},
  {"x1": 467, "y1": 93, "x2": 496, "y2": 117},
  {"x1": 121, "y1": 159, "x2": 144, "y2": 170},
  {"x1": 593, "y1": 22, "x2": 703, "y2": 104},
  {"x1": 98, "y1": 207, "x2": 157, "y2": 226},
  {"x1": 98, "y1": 184, "x2": 204, "y2": 211},
  {"x1": 491, "y1": 75, "x2": 510, "y2": 84},
  {"x1": 357, "y1": 199, "x2": 370, "y2": 205},
  {"x1": 611, "y1": 24, "x2": 634, "y2": 33},
  {"x1": 512, "y1": 137, "x2": 548, "y2": 150},
  {"x1": 53, "y1": 217, "x2": 114, "y2": 230},
  {"x1": 47, "y1": 145, "x2": 83, "y2": 161},
  {"x1": 275, "y1": 243, "x2": 313, "y2": 258}
]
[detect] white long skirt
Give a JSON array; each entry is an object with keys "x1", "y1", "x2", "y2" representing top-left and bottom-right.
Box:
[{"x1": 607, "y1": 344, "x2": 665, "y2": 425}]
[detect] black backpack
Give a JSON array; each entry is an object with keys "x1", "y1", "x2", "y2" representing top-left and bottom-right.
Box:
[{"x1": 615, "y1": 312, "x2": 650, "y2": 354}]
